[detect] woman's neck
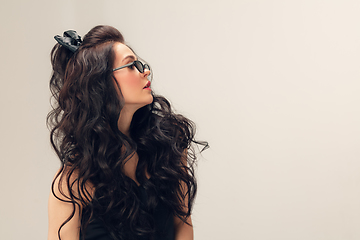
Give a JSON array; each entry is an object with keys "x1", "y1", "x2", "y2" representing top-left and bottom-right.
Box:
[{"x1": 117, "y1": 106, "x2": 135, "y2": 137}]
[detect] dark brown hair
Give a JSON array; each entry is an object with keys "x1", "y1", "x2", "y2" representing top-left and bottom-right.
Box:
[{"x1": 48, "y1": 25, "x2": 207, "y2": 240}]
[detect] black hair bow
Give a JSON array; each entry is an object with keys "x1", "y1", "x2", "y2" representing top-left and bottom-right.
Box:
[{"x1": 54, "y1": 30, "x2": 82, "y2": 53}]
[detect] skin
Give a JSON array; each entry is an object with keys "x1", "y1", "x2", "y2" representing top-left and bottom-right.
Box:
[
  {"x1": 48, "y1": 42, "x2": 193, "y2": 240},
  {"x1": 112, "y1": 42, "x2": 153, "y2": 137}
]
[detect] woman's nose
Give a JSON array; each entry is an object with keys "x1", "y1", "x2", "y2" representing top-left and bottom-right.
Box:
[{"x1": 142, "y1": 68, "x2": 151, "y2": 79}]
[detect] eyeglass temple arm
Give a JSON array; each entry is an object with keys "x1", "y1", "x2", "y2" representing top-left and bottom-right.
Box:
[{"x1": 112, "y1": 62, "x2": 134, "y2": 72}]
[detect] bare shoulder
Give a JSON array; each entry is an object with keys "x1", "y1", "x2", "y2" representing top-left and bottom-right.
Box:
[{"x1": 48, "y1": 167, "x2": 93, "y2": 240}]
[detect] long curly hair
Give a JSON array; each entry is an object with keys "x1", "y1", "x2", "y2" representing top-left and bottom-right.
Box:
[{"x1": 48, "y1": 25, "x2": 207, "y2": 240}]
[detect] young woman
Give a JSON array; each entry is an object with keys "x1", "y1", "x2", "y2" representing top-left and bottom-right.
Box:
[{"x1": 47, "y1": 25, "x2": 207, "y2": 240}]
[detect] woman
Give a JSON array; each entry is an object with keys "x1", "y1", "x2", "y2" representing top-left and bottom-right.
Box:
[{"x1": 47, "y1": 25, "x2": 207, "y2": 240}]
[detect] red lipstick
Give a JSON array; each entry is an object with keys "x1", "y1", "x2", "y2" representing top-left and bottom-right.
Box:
[{"x1": 143, "y1": 81, "x2": 151, "y2": 90}]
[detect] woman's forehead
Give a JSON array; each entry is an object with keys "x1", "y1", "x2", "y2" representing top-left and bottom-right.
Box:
[{"x1": 113, "y1": 42, "x2": 136, "y2": 61}]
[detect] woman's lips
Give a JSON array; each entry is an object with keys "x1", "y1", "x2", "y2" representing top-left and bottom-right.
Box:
[{"x1": 143, "y1": 81, "x2": 151, "y2": 89}]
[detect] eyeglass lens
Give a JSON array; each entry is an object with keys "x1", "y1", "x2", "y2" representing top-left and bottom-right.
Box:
[{"x1": 134, "y1": 61, "x2": 150, "y2": 73}]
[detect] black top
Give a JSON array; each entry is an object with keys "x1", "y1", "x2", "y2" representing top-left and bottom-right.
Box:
[{"x1": 80, "y1": 183, "x2": 175, "y2": 240}]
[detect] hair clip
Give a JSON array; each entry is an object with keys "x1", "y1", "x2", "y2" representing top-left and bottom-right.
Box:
[{"x1": 54, "y1": 30, "x2": 82, "y2": 53}]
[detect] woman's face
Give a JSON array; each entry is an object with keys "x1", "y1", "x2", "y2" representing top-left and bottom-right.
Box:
[{"x1": 112, "y1": 42, "x2": 153, "y2": 112}]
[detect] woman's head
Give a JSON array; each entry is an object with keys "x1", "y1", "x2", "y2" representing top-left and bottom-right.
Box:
[{"x1": 50, "y1": 25, "x2": 152, "y2": 135}]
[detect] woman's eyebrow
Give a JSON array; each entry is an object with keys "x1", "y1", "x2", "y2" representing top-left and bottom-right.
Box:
[{"x1": 122, "y1": 55, "x2": 136, "y2": 63}]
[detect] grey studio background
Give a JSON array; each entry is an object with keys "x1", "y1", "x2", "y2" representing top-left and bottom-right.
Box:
[{"x1": 1, "y1": 0, "x2": 360, "y2": 239}]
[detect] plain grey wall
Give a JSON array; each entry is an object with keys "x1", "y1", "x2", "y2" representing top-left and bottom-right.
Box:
[{"x1": 1, "y1": 0, "x2": 360, "y2": 239}]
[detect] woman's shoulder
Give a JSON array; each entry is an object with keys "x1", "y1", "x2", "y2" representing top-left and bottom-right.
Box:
[{"x1": 48, "y1": 167, "x2": 87, "y2": 240}]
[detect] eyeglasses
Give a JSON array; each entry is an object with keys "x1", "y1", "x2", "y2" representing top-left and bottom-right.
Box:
[{"x1": 112, "y1": 60, "x2": 150, "y2": 73}]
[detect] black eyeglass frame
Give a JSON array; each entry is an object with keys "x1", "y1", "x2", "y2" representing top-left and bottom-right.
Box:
[{"x1": 112, "y1": 60, "x2": 150, "y2": 73}]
